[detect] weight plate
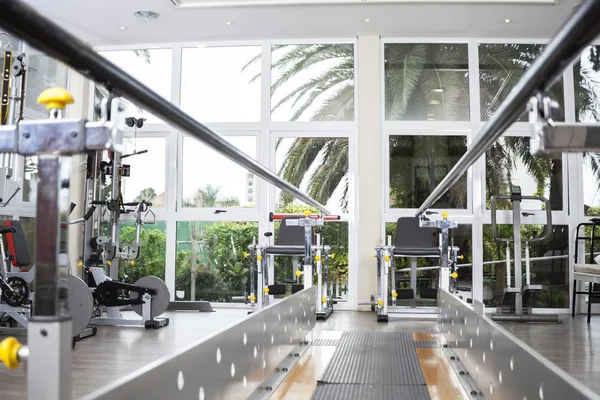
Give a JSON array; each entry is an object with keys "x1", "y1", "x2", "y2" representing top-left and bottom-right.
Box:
[
  {"x1": 68, "y1": 274, "x2": 94, "y2": 337},
  {"x1": 2, "y1": 277, "x2": 29, "y2": 307},
  {"x1": 131, "y1": 276, "x2": 170, "y2": 319}
]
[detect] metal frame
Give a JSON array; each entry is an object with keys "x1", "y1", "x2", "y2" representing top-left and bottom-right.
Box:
[
  {"x1": 439, "y1": 289, "x2": 600, "y2": 399},
  {"x1": 82, "y1": 287, "x2": 316, "y2": 400}
]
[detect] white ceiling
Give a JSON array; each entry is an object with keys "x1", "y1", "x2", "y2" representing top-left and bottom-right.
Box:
[{"x1": 22, "y1": 0, "x2": 583, "y2": 46}]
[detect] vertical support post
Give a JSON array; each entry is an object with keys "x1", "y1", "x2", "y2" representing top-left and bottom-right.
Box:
[
  {"x1": 506, "y1": 243, "x2": 511, "y2": 287},
  {"x1": 323, "y1": 247, "x2": 329, "y2": 309},
  {"x1": 303, "y1": 224, "x2": 313, "y2": 290},
  {"x1": 382, "y1": 248, "x2": 389, "y2": 316},
  {"x1": 316, "y1": 231, "x2": 323, "y2": 312},
  {"x1": 28, "y1": 155, "x2": 72, "y2": 400},
  {"x1": 513, "y1": 199, "x2": 523, "y2": 314},
  {"x1": 410, "y1": 257, "x2": 417, "y2": 308},
  {"x1": 439, "y1": 227, "x2": 450, "y2": 292},
  {"x1": 375, "y1": 247, "x2": 382, "y2": 315},
  {"x1": 525, "y1": 242, "x2": 531, "y2": 286},
  {"x1": 109, "y1": 151, "x2": 121, "y2": 280},
  {"x1": 257, "y1": 247, "x2": 264, "y2": 308},
  {"x1": 249, "y1": 239, "x2": 255, "y2": 307}
]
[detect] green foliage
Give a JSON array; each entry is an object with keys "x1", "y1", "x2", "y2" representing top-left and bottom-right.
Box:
[
  {"x1": 183, "y1": 184, "x2": 241, "y2": 208},
  {"x1": 119, "y1": 225, "x2": 167, "y2": 282}
]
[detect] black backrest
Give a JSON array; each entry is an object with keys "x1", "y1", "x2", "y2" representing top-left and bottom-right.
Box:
[
  {"x1": 394, "y1": 217, "x2": 437, "y2": 248},
  {"x1": 275, "y1": 217, "x2": 313, "y2": 246},
  {"x1": 5, "y1": 220, "x2": 31, "y2": 267}
]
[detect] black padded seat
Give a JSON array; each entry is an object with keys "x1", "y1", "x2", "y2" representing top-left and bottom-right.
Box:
[
  {"x1": 275, "y1": 217, "x2": 312, "y2": 246},
  {"x1": 394, "y1": 217, "x2": 439, "y2": 258},
  {"x1": 265, "y1": 245, "x2": 305, "y2": 256}
]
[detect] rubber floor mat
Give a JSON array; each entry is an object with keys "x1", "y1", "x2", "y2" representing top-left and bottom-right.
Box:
[
  {"x1": 312, "y1": 339, "x2": 339, "y2": 346},
  {"x1": 311, "y1": 383, "x2": 431, "y2": 400},
  {"x1": 414, "y1": 340, "x2": 438, "y2": 348}
]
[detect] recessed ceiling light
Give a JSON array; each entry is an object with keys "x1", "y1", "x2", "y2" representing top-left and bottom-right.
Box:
[
  {"x1": 364, "y1": 18, "x2": 371, "y2": 23},
  {"x1": 432, "y1": 88, "x2": 444, "y2": 93},
  {"x1": 134, "y1": 10, "x2": 160, "y2": 20},
  {"x1": 504, "y1": 18, "x2": 512, "y2": 23},
  {"x1": 118, "y1": 26, "x2": 127, "y2": 30},
  {"x1": 225, "y1": 22, "x2": 233, "y2": 26}
]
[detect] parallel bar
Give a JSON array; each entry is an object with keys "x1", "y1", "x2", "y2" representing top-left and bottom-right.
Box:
[
  {"x1": 0, "y1": 0, "x2": 331, "y2": 215},
  {"x1": 415, "y1": 0, "x2": 600, "y2": 216}
]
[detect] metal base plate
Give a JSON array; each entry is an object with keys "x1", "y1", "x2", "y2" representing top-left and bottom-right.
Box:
[
  {"x1": 69, "y1": 274, "x2": 94, "y2": 337},
  {"x1": 316, "y1": 307, "x2": 333, "y2": 320},
  {"x1": 130, "y1": 276, "x2": 170, "y2": 319}
]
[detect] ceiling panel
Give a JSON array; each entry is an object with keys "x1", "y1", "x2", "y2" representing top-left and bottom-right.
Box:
[{"x1": 172, "y1": 0, "x2": 554, "y2": 6}]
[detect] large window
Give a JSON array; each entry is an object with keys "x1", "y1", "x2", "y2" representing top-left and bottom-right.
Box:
[
  {"x1": 389, "y1": 135, "x2": 468, "y2": 209},
  {"x1": 175, "y1": 221, "x2": 258, "y2": 301},
  {"x1": 98, "y1": 49, "x2": 172, "y2": 123},
  {"x1": 483, "y1": 224, "x2": 568, "y2": 309},
  {"x1": 275, "y1": 137, "x2": 349, "y2": 215},
  {"x1": 181, "y1": 135, "x2": 257, "y2": 208},
  {"x1": 479, "y1": 44, "x2": 564, "y2": 122},
  {"x1": 271, "y1": 44, "x2": 355, "y2": 122},
  {"x1": 384, "y1": 43, "x2": 470, "y2": 121},
  {"x1": 573, "y1": 45, "x2": 600, "y2": 123},
  {"x1": 25, "y1": 51, "x2": 68, "y2": 115},
  {"x1": 119, "y1": 221, "x2": 167, "y2": 282},
  {"x1": 180, "y1": 46, "x2": 261, "y2": 123},
  {"x1": 485, "y1": 136, "x2": 563, "y2": 211},
  {"x1": 119, "y1": 137, "x2": 167, "y2": 208}
]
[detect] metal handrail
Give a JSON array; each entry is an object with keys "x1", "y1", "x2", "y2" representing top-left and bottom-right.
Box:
[
  {"x1": 415, "y1": 0, "x2": 600, "y2": 216},
  {"x1": 0, "y1": 1, "x2": 331, "y2": 215}
]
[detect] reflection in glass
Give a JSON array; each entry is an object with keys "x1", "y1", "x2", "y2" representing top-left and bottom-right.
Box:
[
  {"x1": 25, "y1": 53, "x2": 68, "y2": 115},
  {"x1": 479, "y1": 44, "x2": 564, "y2": 121},
  {"x1": 483, "y1": 224, "x2": 568, "y2": 308},
  {"x1": 384, "y1": 43, "x2": 470, "y2": 121},
  {"x1": 182, "y1": 136, "x2": 256, "y2": 208},
  {"x1": 275, "y1": 137, "x2": 348, "y2": 214},
  {"x1": 270, "y1": 44, "x2": 355, "y2": 122},
  {"x1": 181, "y1": 46, "x2": 261, "y2": 123},
  {"x1": 485, "y1": 137, "x2": 563, "y2": 210},
  {"x1": 389, "y1": 135, "x2": 467, "y2": 209},
  {"x1": 23, "y1": 156, "x2": 38, "y2": 203},
  {"x1": 118, "y1": 138, "x2": 166, "y2": 207},
  {"x1": 19, "y1": 217, "x2": 36, "y2": 264},
  {"x1": 175, "y1": 221, "x2": 258, "y2": 301},
  {"x1": 574, "y1": 45, "x2": 600, "y2": 123}
]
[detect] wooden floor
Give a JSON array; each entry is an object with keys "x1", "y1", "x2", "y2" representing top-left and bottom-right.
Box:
[
  {"x1": 272, "y1": 312, "x2": 469, "y2": 400},
  {"x1": 501, "y1": 314, "x2": 600, "y2": 394},
  {"x1": 0, "y1": 309, "x2": 249, "y2": 399}
]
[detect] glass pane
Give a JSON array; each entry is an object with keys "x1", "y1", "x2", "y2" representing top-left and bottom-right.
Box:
[
  {"x1": 389, "y1": 135, "x2": 467, "y2": 209},
  {"x1": 573, "y1": 45, "x2": 600, "y2": 122},
  {"x1": 485, "y1": 136, "x2": 563, "y2": 210},
  {"x1": 275, "y1": 137, "x2": 349, "y2": 214},
  {"x1": 97, "y1": 49, "x2": 172, "y2": 123},
  {"x1": 181, "y1": 46, "x2": 261, "y2": 123},
  {"x1": 182, "y1": 136, "x2": 256, "y2": 208},
  {"x1": 479, "y1": 44, "x2": 564, "y2": 122},
  {"x1": 119, "y1": 221, "x2": 166, "y2": 282},
  {"x1": 25, "y1": 51, "x2": 68, "y2": 115},
  {"x1": 271, "y1": 44, "x2": 355, "y2": 121},
  {"x1": 584, "y1": 154, "x2": 600, "y2": 216},
  {"x1": 175, "y1": 221, "x2": 258, "y2": 301},
  {"x1": 118, "y1": 137, "x2": 166, "y2": 208},
  {"x1": 20, "y1": 217, "x2": 36, "y2": 264},
  {"x1": 23, "y1": 156, "x2": 38, "y2": 203},
  {"x1": 384, "y1": 43, "x2": 470, "y2": 121},
  {"x1": 483, "y1": 224, "x2": 569, "y2": 308}
]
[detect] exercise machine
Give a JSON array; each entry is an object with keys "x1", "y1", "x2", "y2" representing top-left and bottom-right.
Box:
[
  {"x1": 489, "y1": 186, "x2": 559, "y2": 323},
  {"x1": 371, "y1": 212, "x2": 460, "y2": 322},
  {"x1": 79, "y1": 132, "x2": 169, "y2": 329},
  {"x1": 245, "y1": 212, "x2": 339, "y2": 319}
]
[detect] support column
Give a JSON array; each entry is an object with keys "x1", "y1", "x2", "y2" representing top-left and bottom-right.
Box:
[
  {"x1": 66, "y1": 70, "x2": 90, "y2": 271},
  {"x1": 356, "y1": 35, "x2": 382, "y2": 311}
]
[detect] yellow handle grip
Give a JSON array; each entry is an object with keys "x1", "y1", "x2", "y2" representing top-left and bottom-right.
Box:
[
  {"x1": 37, "y1": 87, "x2": 74, "y2": 110},
  {"x1": 0, "y1": 337, "x2": 23, "y2": 369},
  {"x1": 295, "y1": 270, "x2": 302, "y2": 277}
]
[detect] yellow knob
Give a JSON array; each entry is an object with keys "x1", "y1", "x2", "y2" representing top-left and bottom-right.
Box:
[
  {"x1": 257, "y1": 254, "x2": 262, "y2": 261},
  {"x1": 370, "y1": 254, "x2": 375, "y2": 258},
  {"x1": 441, "y1": 211, "x2": 449, "y2": 218},
  {"x1": 330, "y1": 254, "x2": 335, "y2": 259},
  {"x1": 77, "y1": 261, "x2": 83, "y2": 268},
  {"x1": 131, "y1": 260, "x2": 135, "y2": 266},
  {"x1": 322, "y1": 297, "x2": 327, "y2": 304},
  {"x1": 459, "y1": 255, "x2": 464, "y2": 260},
  {"x1": 249, "y1": 295, "x2": 256, "y2": 302},
  {"x1": 243, "y1": 252, "x2": 248, "y2": 258},
  {"x1": 107, "y1": 260, "x2": 112, "y2": 266},
  {"x1": 37, "y1": 87, "x2": 74, "y2": 110},
  {"x1": 314, "y1": 255, "x2": 321, "y2": 262},
  {"x1": 385, "y1": 255, "x2": 390, "y2": 262},
  {"x1": 451, "y1": 272, "x2": 458, "y2": 279},
  {"x1": 0, "y1": 337, "x2": 22, "y2": 369},
  {"x1": 392, "y1": 291, "x2": 397, "y2": 298},
  {"x1": 377, "y1": 299, "x2": 383, "y2": 307},
  {"x1": 264, "y1": 287, "x2": 270, "y2": 293},
  {"x1": 295, "y1": 270, "x2": 302, "y2": 277},
  {"x1": 304, "y1": 211, "x2": 311, "y2": 216}
]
